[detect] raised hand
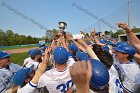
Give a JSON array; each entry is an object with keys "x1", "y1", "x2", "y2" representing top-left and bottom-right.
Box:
[
  {"x1": 70, "y1": 60, "x2": 92, "y2": 93},
  {"x1": 43, "y1": 46, "x2": 52, "y2": 63},
  {"x1": 117, "y1": 22, "x2": 131, "y2": 33}
]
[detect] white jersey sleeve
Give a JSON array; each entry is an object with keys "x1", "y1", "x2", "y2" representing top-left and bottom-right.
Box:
[
  {"x1": 9, "y1": 63, "x2": 22, "y2": 72},
  {"x1": 17, "y1": 81, "x2": 40, "y2": 93}
]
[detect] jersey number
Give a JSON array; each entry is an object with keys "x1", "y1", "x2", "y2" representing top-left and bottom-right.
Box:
[
  {"x1": 115, "y1": 79, "x2": 123, "y2": 93},
  {"x1": 56, "y1": 80, "x2": 73, "y2": 93}
]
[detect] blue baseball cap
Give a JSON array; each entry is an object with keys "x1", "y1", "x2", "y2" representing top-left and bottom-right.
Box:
[
  {"x1": 89, "y1": 58, "x2": 109, "y2": 89},
  {"x1": 68, "y1": 44, "x2": 78, "y2": 52},
  {"x1": 76, "y1": 51, "x2": 89, "y2": 61},
  {"x1": 100, "y1": 38, "x2": 106, "y2": 44},
  {"x1": 28, "y1": 49, "x2": 42, "y2": 57},
  {"x1": 0, "y1": 51, "x2": 11, "y2": 59},
  {"x1": 38, "y1": 43, "x2": 45, "y2": 48},
  {"x1": 13, "y1": 65, "x2": 34, "y2": 86},
  {"x1": 54, "y1": 47, "x2": 68, "y2": 64},
  {"x1": 113, "y1": 44, "x2": 136, "y2": 56},
  {"x1": 115, "y1": 42, "x2": 128, "y2": 47},
  {"x1": 42, "y1": 46, "x2": 48, "y2": 52}
]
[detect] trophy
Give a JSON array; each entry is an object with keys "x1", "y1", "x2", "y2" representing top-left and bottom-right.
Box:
[
  {"x1": 58, "y1": 22, "x2": 67, "y2": 31},
  {"x1": 57, "y1": 22, "x2": 67, "y2": 45}
]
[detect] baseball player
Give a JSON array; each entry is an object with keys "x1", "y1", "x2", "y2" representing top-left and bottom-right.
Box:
[
  {"x1": 38, "y1": 47, "x2": 75, "y2": 93},
  {"x1": 109, "y1": 44, "x2": 140, "y2": 93},
  {"x1": 23, "y1": 48, "x2": 42, "y2": 70},
  {"x1": 89, "y1": 28, "x2": 140, "y2": 93},
  {"x1": 13, "y1": 47, "x2": 50, "y2": 93},
  {"x1": 117, "y1": 22, "x2": 140, "y2": 64},
  {"x1": 0, "y1": 51, "x2": 22, "y2": 93}
]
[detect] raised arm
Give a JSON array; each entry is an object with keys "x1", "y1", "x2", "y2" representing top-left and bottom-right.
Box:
[
  {"x1": 91, "y1": 29, "x2": 106, "y2": 46},
  {"x1": 70, "y1": 60, "x2": 92, "y2": 93},
  {"x1": 51, "y1": 39, "x2": 57, "y2": 50},
  {"x1": 66, "y1": 34, "x2": 86, "y2": 52},
  {"x1": 118, "y1": 22, "x2": 140, "y2": 53},
  {"x1": 31, "y1": 47, "x2": 51, "y2": 84},
  {"x1": 77, "y1": 39, "x2": 99, "y2": 60}
]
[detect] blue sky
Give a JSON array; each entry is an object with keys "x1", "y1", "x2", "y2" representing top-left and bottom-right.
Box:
[{"x1": 0, "y1": 0, "x2": 139, "y2": 38}]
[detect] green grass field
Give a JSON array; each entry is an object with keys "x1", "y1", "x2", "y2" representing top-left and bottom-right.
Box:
[{"x1": 11, "y1": 52, "x2": 28, "y2": 65}]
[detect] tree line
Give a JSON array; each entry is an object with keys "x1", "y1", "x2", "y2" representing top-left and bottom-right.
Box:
[
  {"x1": 0, "y1": 29, "x2": 41, "y2": 46},
  {"x1": 1, "y1": 26, "x2": 140, "y2": 46}
]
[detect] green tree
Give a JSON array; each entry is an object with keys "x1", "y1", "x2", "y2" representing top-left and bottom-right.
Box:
[
  {"x1": 104, "y1": 30, "x2": 112, "y2": 35},
  {"x1": 132, "y1": 27, "x2": 140, "y2": 33},
  {"x1": 46, "y1": 29, "x2": 58, "y2": 42},
  {"x1": 0, "y1": 29, "x2": 41, "y2": 46},
  {"x1": 0, "y1": 30, "x2": 6, "y2": 46},
  {"x1": 5, "y1": 30, "x2": 15, "y2": 45}
]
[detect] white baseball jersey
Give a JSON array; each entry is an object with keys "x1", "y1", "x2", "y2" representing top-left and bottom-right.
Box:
[
  {"x1": 23, "y1": 57, "x2": 32, "y2": 66},
  {"x1": 17, "y1": 81, "x2": 40, "y2": 93},
  {"x1": 109, "y1": 54, "x2": 125, "y2": 93},
  {"x1": 0, "y1": 63, "x2": 22, "y2": 93},
  {"x1": 109, "y1": 65, "x2": 124, "y2": 93},
  {"x1": 120, "y1": 61, "x2": 140, "y2": 92},
  {"x1": 109, "y1": 55, "x2": 140, "y2": 93},
  {"x1": 38, "y1": 57, "x2": 75, "y2": 93},
  {"x1": 23, "y1": 57, "x2": 39, "y2": 70}
]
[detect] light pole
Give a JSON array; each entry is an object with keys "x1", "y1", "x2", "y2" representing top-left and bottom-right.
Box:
[{"x1": 128, "y1": 0, "x2": 130, "y2": 27}]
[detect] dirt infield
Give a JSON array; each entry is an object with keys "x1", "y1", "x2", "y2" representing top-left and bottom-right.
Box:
[{"x1": 5, "y1": 47, "x2": 37, "y2": 54}]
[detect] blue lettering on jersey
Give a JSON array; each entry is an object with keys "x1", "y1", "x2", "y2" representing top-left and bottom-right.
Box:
[
  {"x1": 56, "y1": 80, "x2": 73, "y2": 93},
  {"x1": 5, "y1": 72, "x2": 15, "y2": 84},
  {"x1": 115, "y1": 79, "x2": 123, "y2": 93},
  {"x1": 0, "y1": 72, "x2": 15, "y2": 92}
]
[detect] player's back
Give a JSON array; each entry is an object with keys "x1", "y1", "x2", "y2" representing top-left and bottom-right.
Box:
[{"x1": 38, "y1": 67, "x2": 73, "y2": 93}]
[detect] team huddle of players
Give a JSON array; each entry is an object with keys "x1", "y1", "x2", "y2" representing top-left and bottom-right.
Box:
[{"x1": 0, "y1": 22, "x2": 140, "y2": 93}]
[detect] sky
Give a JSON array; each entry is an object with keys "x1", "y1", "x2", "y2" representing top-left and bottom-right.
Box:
[{"x1": 0, "y1": 0, "x2": 139, "y2": 38}]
